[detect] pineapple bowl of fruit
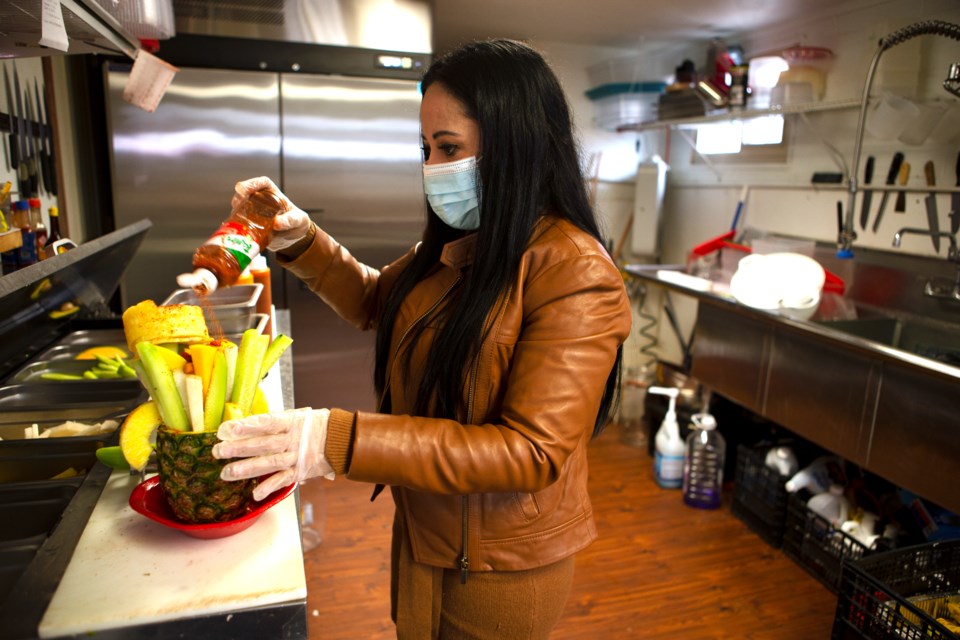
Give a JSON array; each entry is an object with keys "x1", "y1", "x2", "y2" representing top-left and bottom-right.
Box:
[{"x1": 118, "y1": 300, "x2": 292, "y2": 525}]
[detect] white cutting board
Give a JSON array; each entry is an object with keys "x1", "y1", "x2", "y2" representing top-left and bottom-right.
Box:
[{"x1": 38, "y1": 467, "x2": 306, "y2": 637}]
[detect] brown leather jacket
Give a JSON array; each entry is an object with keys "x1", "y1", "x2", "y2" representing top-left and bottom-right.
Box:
[{"x1": 279, "y1": 215, "x2": 631, "y2": 572}]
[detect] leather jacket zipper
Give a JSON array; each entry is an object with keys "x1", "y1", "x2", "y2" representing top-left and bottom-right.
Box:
[{"x1": 459, "y1": 355, "x2": 481, "y2": 584}]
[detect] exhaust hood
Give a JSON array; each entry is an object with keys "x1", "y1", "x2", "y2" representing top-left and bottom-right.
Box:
[
  {"x1": 0, "y1": 0, "x2": 142, "y2": 59},
  {"x1": 171, "y1": 0, "x2": 432, "y2": 54},
  {"x1": 0, "y1": 0, "x2": 431, "y2": 61}
]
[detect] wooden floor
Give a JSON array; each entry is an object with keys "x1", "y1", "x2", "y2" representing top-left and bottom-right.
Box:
[{"x1": 300, "y1": 423, "x2": 838, "y2": 639}]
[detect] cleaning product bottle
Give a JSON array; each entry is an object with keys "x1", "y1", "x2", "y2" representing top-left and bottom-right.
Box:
[
  {"x1": 682, "y1": 412, "x2": 726, "y2": 509},
  {"x1": 177, "y1": 188, "x2": 287, "y2": 293},
  {"x1": 648, "y1": 386, "x2": 684, "y2": 489},
  {"x1": 807, "y1": 483, "x2": 851, "y2": 527},
  {"x1": 784, "y1": 455, "x2": 846, "y2": 494}
]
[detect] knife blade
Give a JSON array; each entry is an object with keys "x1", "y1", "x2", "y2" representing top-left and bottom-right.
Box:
[
  {"x1": 3, "y1": 66, "x2": 22, "y2": 194},
  {"x1": 859, "y1": 155, "x2": 875, "y2": 230},
  {"x1": 925, "y1": 160, "x2": 941, "y2": 253},
  {"x1": 894, "y1": 161, "x2": 910, "y2": 212},
  {"x1": 952, "y1": 151, "x2": 960, "y2": 235},
  {"x1": 33, "y1": 80, "x2": 48, "y2": 196},
  {"x1": 38, "y1": 81, "x2": 56, "y2": 197},
  {"x1": 872, "y1": 151, "x2": 904, "y2": 233},
  {"x1": 11, "y1": 62, "x2": 32, "y2": 198},
  {"x1": 24, "y1": 91, "x2": 39, "y2": 197}
]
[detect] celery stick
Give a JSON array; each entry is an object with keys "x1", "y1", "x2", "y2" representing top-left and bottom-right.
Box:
[
  {"x1": 204, "y1": 351, "x2": 227, "y2": 431},
  {"x1": 185, "y1": 374, "x2": 205, "y2": 432},
  {"x1": 259, "y1": 334, "x2": 293, "y2": 380},
  {"x1": 136, "y1": 342, "x2": 190, "y2": 431},
  {"x1": 231, "y1": 330, "x2": 269, "y2": 414}
]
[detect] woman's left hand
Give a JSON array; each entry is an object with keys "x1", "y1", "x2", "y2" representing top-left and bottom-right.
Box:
[{"x1": 213, "y1": 407, "x2": 334, "y2": 501}]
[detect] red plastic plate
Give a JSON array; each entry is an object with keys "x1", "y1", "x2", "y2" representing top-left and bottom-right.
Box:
[{"x1": 129, "y1": 476, "x2": 295, "y2": 539}]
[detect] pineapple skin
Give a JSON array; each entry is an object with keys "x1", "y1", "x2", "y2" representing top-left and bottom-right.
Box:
[{"x1": 156, "y1": 427, "x2": 256, "y2": 523}]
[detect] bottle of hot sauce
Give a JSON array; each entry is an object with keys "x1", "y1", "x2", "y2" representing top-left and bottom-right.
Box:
[{"x1": 178, "y1": 189, "x2": 287, "y2": 293}]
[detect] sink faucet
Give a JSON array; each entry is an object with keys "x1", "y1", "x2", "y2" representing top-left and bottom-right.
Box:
[{"x1": 892, "y1": 227, "x2": 960, "y2": 301}]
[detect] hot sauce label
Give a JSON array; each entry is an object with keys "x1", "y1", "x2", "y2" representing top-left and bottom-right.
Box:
[{"x1": 204, "y1": 221, "x2": 259, "y2": 272}]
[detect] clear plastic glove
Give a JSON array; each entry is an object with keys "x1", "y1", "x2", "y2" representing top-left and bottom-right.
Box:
[
  {"x1": 213, "y1": 408, "x2": 334, "y2": 501},
  {"x1": 233, "y1": 176, "x2": 312, "y2": 252}
]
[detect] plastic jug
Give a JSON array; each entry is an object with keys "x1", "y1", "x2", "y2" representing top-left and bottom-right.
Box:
[
  {"x1": 648, "y1": 386, "x2": 684, "y2": 489},
  {"x1": 807, "y1": 484, "x2": 851, "y2": 527},
  {"x1": 682, "y1": 412, "x2": 726, "y2": 509}
]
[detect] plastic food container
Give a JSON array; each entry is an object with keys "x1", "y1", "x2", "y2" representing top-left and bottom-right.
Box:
[
  {"x1": 162, "y1": 284, "x2": 263, "y2": 336},
  {"x1": 585, "y1": 82, "x2": 667, "y2": 130}
]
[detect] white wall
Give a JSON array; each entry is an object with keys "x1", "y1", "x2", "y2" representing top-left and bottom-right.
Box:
[{"x1": 535, "y1": 0, "x2": 960, "y2": 370}]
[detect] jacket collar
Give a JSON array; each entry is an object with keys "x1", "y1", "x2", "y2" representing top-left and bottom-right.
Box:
[{"x1": 439, "y1": 233, "x2": 478, "y2": 269}]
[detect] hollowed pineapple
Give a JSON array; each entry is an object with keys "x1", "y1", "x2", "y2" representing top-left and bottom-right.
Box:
[{"x1": 155, "y1": 427, "x2": 256, "y2": 523}]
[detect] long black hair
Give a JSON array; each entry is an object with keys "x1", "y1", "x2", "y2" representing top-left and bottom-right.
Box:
[{"x1": 373, "y1": 39, "x2": 621, "y2": 438}]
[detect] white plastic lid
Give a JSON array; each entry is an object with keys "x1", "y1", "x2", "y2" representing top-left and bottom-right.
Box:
[
  {"x1": 251, "y1": 255, "x2": 267, "y2": 270},
  {"x1": 176, "y1": 268, "x2": 218, "y2": 293},
  {"x1": 692, "y1": 413, "x2": 717, "y2": 430}
]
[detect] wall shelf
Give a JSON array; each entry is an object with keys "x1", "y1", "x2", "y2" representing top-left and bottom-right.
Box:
[{"x1": 616, "y1": 99, "x2": 862, "y2": 132}]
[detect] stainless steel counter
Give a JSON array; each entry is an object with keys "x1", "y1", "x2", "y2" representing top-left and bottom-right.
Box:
[{"x1": 627, "y1": 263, "x2": 960, "y2": 515}]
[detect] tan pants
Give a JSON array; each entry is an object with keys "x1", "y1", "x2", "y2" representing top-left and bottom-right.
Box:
[{"x1": 391, "y1": 512, "x2": 576, "y2": 639}]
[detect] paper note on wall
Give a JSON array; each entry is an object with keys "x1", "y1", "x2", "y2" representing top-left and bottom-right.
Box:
[
  {"x1": 123, "y1": 50, "x2": 179, "y2": 113},
  {"x1": 39, "y1": 0, "x2": 69, "y2": 52}
]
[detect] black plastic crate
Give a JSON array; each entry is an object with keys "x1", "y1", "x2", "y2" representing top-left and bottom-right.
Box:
[
  {"x1": 832, "y1": 540, "x2": 960, "y2": 639},
  {"x1": 731, "y1": 443, "x2": 790, "y2": 548},
  {"x1": 782, "y1": 489, "x2": 870, "y2": 592}
]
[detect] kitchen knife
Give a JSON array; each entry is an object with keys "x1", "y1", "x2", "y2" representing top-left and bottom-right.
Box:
[
  {"x1": 952, "y1": 151, "x2": 960, "y2": 235},
  {"x1": 924, "y1": 160, "x2": 940, "y2": 253},
  {"x1": 24, "y1": 92, "x2": 40, "y2": 197},
  {"x1": 894, "y1": 161, "x2": 910, "y2": 212},
  {"x1": 33, "y1": 80, "x2": 50, "y2": 196},
  {"x1": 3, "y1": 66, "x2": 21, "y2": 194},
  {"x1": 872, "y1": 151, "x2": 904, "y2": 233},
  {"x1": 12, "y1": 62, "x2": 32, "y2": 198},
  {"x1": 34, "y1": 85, "x2": 57, "y2": 196},
  {"x1": 859, "y1": 155, "x2": 875, "y2": 230}
]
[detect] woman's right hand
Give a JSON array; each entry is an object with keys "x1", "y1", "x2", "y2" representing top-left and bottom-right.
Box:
[{"x1": 234, "y1": 176, "x2": 312, "y2": 251}]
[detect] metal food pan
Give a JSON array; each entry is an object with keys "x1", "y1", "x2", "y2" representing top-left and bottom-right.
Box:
[
  {"x1": 0, "y1": 494, "x2": 73, "y2": 542},
  {"x1": 161, "y1": 284, "x2": 263, "y2": 335},
  {"x1": 10, "y1": 360, "x2": 139, "y2": 384},
  {"x1": 0, "y1": 417, "x2": 119, "y2": 445},
  {"x1": 0, "y1": 452, "x2": 97, "y2": 484},
  {"x1": 0, "y1": 381, "x2": 146, "y2": 413},
  {"x1": 52, "y1": 329, "x2": 127, "y2": 347},
  {"x1": 33, "y1": 341, "x2": 131, "y2": 361},
  {"x1": 225, "y1": 312, "x2": 269, "y2": 342}
]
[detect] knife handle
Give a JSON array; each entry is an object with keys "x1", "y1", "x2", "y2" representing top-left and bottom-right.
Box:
[
  {"x1": 864, "y1": 156, "x2": 875, "y2": 184},
  {"x1": 898, "y1": 162, "x2": 910, "y2": 187},
  {"x1": 955, "y1": 151, "x2": 960, "y2": 187},
  {"x1": 925, "y1": 160, "x2": 936, "y2": 187},
  {"x1": 886, "y1": 152, "x2": 905, "y2": 185}
]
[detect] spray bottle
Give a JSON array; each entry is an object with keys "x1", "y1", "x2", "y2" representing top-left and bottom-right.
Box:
[{"x1": 648, "y1": 386, "x2": 684, "y2": 489}]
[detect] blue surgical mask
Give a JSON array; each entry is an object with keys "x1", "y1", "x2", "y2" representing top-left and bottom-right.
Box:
[{"x1": 423, "y1": 156, "x2": 481, "y2": 230}]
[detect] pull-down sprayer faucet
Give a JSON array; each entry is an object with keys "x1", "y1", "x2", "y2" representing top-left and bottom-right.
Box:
[{"x1": 892, "y1": 228, "x2": 960, "y2": 301}]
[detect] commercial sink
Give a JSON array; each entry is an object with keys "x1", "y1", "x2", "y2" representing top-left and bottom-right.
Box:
[{"x1": 815, "y1": 311, "x2": 960, "y2": 366}]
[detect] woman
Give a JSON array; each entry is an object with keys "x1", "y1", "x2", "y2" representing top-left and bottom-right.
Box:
[{"x1": 213, "y1": 39, "x2": 632, "y2": 639}]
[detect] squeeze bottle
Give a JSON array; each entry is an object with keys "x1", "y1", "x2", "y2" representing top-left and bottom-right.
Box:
[
  {"x1": 177, "y1": 188, "x2": 287, "y2": 293},
  {"x1": 682, "y1": 412, "x2": 726, "y2": 509},
  {"x1": 648, "y1": 386, "x2": 684, "y2": 489}
]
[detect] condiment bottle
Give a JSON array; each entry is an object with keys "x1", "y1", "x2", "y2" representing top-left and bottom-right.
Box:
[
  {"x1": 43, "y1": 206, "x2": 63, "y2": 257},
  {"x1": 29, "y1": 198, "x2": 47, "y2": 259},
  {"x1": 13, "y1": 200, "x2": 38, "y2": 267},
  {"x1": 178, "y1": 189, "x2": 287, "y2": 293}
]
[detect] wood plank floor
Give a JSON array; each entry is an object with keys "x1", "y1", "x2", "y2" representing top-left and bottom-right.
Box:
[{"x1": 300, "y1": 423, "x2": 837, "y2": 639}]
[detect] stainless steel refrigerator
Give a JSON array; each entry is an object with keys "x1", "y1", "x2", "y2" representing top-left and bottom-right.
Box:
[{"x1": 105, "y1": 63, "x2": 425, "y2": 412}]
